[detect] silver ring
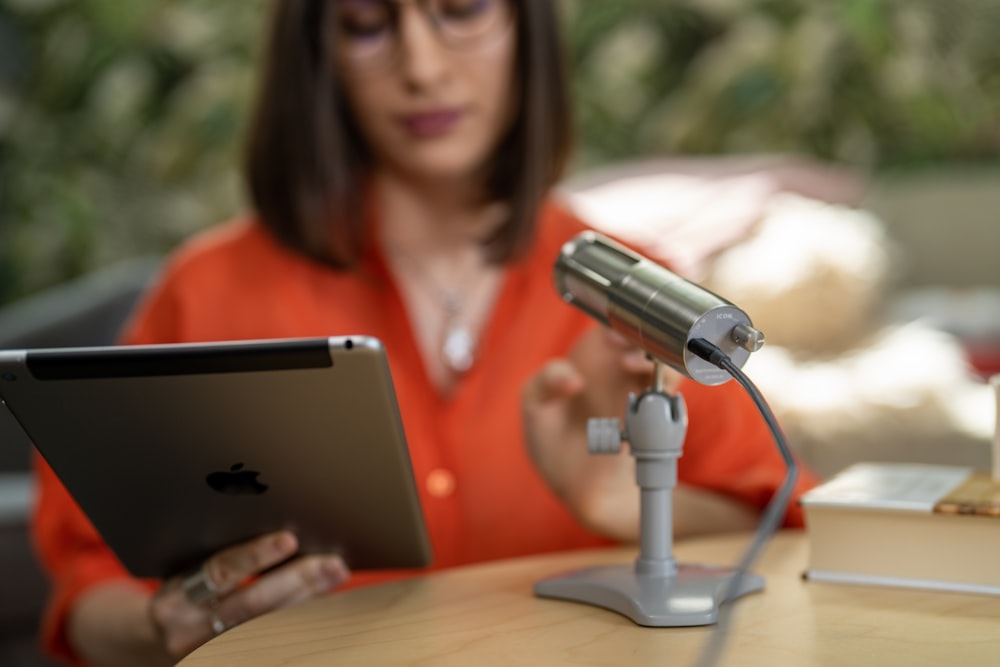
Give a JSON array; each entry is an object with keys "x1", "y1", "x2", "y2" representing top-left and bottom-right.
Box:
[
  {"x1": 181, "y1": 565, "x2": 220, "y2": 606},
  {"x1": 209, "y1": 610, "x2": 227, "y2": 636}
]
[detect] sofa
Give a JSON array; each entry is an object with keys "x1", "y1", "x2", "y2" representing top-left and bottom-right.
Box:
[{"x1": 0, "y1": 257, "x2": 159, "y2": 667}]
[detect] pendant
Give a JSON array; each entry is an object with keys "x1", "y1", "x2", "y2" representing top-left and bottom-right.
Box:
[{"x1": 442, "y1": 325, "x2": 475, "y2": 374}]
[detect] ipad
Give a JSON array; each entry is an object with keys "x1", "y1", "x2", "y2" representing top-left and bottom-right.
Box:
[{"x1": 0, "y1": 336, "x2": 432, "y2": 578}]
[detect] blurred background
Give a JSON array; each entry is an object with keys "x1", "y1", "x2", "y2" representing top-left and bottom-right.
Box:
[
  {"x1": 0, "y1": 1, "x2": 999, "y2": 665},
  {"x1": 0, "y1": 0, "x2": 998, "y2": 305}
]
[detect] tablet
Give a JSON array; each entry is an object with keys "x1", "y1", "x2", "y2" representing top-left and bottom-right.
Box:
[{"x1": 0, "y1": 336, "x2": 432, "y2": 578}]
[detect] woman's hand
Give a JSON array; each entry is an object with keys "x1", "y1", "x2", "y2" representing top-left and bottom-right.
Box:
[
  {"x1": 150, "y1": 530, "x2": 350, "y2": 659},
  {"x1": 68, "y1": 530, "x2": 350, "y2": 666},
  {"x1": 522, "y1": 326, "x2": 672, "y2": 541},
  {"x1": 522, "y1": 326, "x2": 758, "y2": 542}
]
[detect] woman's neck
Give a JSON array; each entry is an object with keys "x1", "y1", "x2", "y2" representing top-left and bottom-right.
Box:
[
  {"x1": 372, "y1": 170, "x2": 507, "y2": 395},
  {"x1": 373, "y1": 170, "x2": 502, "y2": 256}
]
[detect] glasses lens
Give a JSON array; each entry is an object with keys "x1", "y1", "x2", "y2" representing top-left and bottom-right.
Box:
[
  {"x1": 430, "y1": 0, "x2": 510, "y2": 46},
  {"x1": 335, "y1": 0, "x2": 395, "y2": 64},
  {"x1": 333, "y1": 0, "x2": 512, "y2": 69}
]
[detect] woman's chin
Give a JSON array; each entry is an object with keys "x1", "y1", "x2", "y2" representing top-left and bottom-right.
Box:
[{"x1": 390, "y1": 154, "x2": 486, "y2": 186}]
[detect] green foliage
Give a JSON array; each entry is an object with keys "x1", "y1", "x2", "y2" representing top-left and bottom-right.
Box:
[
  {"x1": 1, "y1": 0, "x2": 998, "y2": 305},
  {"x1": 564, "y1": 0, "x2": 1000, "y2": 169},
  {"x1": 0, "y1": 0, "x2": 266, "y2": 303}
]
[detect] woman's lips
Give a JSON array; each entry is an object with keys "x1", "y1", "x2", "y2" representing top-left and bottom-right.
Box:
[{"x1": 399, "y1": 109, "x2": 463, "y2": 138}]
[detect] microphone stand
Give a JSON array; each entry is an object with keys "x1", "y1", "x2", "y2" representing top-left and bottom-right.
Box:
[{"x1": 533, "y1": 360, "x2": 764, "y2": 626}]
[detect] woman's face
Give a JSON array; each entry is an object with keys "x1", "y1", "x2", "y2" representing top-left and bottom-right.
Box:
[{"x1": 331, "y1": 0, "x2": 518, "y2": 186}]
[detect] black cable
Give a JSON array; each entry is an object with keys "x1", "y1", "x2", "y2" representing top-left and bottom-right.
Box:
[{"x1": 687, "y1": 337, "x2": 799, "y2": 667}]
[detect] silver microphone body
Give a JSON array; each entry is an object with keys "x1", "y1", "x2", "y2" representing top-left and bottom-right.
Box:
[{"x1": 554, "y1": 231, "x2": 764, "y2": 386}]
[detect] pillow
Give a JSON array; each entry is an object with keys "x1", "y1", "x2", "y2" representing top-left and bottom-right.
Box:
[{"x1": 703, "y1": 193, "x2": 892, "y2": 354}]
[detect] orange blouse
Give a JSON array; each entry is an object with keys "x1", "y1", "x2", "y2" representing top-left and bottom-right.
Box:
[{"x1": 32, "y1": 198, "x2": 818, "y2": 663}]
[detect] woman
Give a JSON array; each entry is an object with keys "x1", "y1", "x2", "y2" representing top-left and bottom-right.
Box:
[{"x1": 32, "y1": 1, "x2": 819, "y2": 664}]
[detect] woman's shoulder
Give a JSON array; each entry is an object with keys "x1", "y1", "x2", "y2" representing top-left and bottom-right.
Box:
[
  {"x1": 533, "y1": 196, "x2": 592, "y2": 252},
  {"x1": 169, "y1": 215, "x2": 275, "y2": 265},
  {"x1": 121, "y1": 215, "x2": 308, "y2": 343},
  {"x1": 538, "y1": 194, "x2": 646, "y2": 259},
  {"x1": 159, "y1": 215, "x2": 293, "y2": 285},
  {"x1": 528, "y1": 194, "x2": 635, "y2": 270}
]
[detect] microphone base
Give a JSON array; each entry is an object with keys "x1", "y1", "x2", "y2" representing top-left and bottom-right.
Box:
[{"x1": 534, "y1": 562, "x2": 764, "y2": 627}]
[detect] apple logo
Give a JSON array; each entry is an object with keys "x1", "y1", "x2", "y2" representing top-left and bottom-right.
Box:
[{"x1": 206, "y1": 463, "x2": 269, "y2": 495}]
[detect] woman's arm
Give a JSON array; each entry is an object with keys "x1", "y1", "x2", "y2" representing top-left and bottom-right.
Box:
[{"x1": 68, "y1": 582, "x2": 171, "y2": 667}]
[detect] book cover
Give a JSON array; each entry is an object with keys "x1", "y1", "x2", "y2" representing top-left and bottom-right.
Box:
[{"x1": 800, "y1": 462, "x2": 1000, "y2": 595}]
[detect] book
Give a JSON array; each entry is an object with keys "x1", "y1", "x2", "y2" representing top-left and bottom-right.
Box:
[{"x1": 800, "y1": 462, "x2": 1000, "y2": 595}]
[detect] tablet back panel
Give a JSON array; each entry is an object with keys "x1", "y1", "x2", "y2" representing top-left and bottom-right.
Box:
[{"x1": 0, "y1": 336, "x2": 432, "y2": 578}]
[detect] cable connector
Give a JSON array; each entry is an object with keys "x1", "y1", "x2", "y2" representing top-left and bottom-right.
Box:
[{"x1": 687, "y1": 338, "x2": 729, "y2": 368}]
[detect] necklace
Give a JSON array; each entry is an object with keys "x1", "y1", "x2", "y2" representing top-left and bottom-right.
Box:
[
  {"x1": 437, "y1": 287, "x2": 476, "y2": 374},
  {"x1": 379, "y1": 197, "x2": 510, "y2": 381},
  {"x1": 388, "y1": 246, "x2": 487, "y2": 378}
]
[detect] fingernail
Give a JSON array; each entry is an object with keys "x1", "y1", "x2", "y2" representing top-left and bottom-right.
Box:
[
  {"x1": 556, "y1": 362, "x2": 582, "y2": 384},
  {"x1": 273, "y1": 531, "x2": 298, "y2": 555},
  {"x1": 324, "y1": 558, "x2": 350, "y2": 585}
]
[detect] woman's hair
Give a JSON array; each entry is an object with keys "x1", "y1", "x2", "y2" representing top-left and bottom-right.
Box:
[{"x1": 244, "y1": 0, "x2": 572, "y2": 267}]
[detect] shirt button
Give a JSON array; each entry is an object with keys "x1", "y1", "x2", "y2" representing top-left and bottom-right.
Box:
[{"x1": 426, "y1": 468, "x2": 456, "y2": 499}]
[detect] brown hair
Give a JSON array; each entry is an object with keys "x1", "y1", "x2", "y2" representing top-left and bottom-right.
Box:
[{"x1": 243, "y1": 0, "x2": 572, "y2": 267}]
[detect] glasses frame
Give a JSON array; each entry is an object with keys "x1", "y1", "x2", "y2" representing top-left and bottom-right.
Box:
[{"x1": 332, "y1": 0, "x2": 515, "y2": 70}]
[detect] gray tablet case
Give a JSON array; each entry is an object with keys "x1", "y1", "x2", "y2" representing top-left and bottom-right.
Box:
[{"x1": 0, "y1": 336, "x2": 432, "y2": 578}]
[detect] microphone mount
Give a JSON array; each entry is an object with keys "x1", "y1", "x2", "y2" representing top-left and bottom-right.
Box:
[{"x1": 533, "y1": 359, "x2": 764, "y2": 626}]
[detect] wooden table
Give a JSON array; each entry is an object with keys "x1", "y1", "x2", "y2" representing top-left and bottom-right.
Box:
[{"x1": 179, "y1": 531, "x2": 1000, "y2": 666}]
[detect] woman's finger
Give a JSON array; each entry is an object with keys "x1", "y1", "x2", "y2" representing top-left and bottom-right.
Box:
[
  {"x1": 621, "y1": 347, "x2": 654, "y2": 374},
  {"x1": 201, "y1": 530, "x2": 299, "y2": 598},
  {"x1": 602, "y1": 328, "x2": 682, "y2": 392},
  {"x1": 521, "y1": 359, "x2": 583, "y2": 408},
  {"x1": 215, "y1": 554, "x2": 350, "y2": 628}
]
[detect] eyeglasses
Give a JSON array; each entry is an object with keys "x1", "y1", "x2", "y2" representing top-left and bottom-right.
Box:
[{"x1": 332, "y1": 0, "x2": 513, "y2": 69}]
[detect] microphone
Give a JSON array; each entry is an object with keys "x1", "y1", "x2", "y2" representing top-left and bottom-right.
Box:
[
  {"x1": 547, "y1": 231, "x2": 795, "y2": 662},
  {"x1": 554, "y1": 231, "x2": 765, "y2": 385}
]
